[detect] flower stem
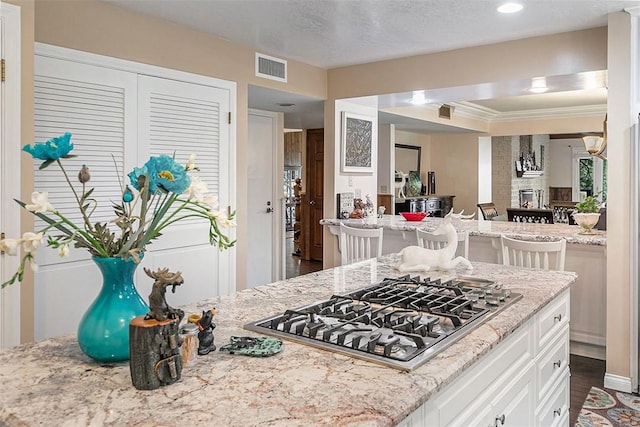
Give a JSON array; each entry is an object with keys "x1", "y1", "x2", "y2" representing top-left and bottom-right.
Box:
[{"x1": 56, "y1": 159, "x2": 95, "y2": 233}]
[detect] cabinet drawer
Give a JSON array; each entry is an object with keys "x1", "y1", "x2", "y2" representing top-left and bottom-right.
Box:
[
  {"x1": 536, "y1": 368, "x2": 569, "y2": 427},
  {"x1": 431, "y1": 325, "x2": 532, "y2": 426},
  {"x1": 537, "y1": 324, "x2": 570, "y2": 401},
  {"x1": 426, "y1": 200, "x2": 441, "y2": 210},
  {"x1": 537, "y1": 290, "x2": 570, "y2": 350}
]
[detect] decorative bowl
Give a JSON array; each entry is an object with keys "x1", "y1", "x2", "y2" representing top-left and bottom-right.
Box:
[
  {"x1": 572, "y1": 212, "x2": 601, "y2": 235},
  {"x1": 400, "y1": 212, "x2": 428, "y2": 222}
]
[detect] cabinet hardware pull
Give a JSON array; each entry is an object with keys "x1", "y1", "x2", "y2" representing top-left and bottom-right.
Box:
[
  {"x1": 554, "y1": 313, "x2": 562, "y2": 322},
  {"x1": 495, "y1": 414, "x2": 505, "y2": 426},
  {"x1": 553, "y1": 408, "x2": 562, "y2": 417},
  {"x1": 553, "y1": 360, "x2": 562, "y2": 368}
]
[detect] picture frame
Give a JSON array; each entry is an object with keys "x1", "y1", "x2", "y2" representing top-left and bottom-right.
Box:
[
  {"x1": 341, "y1": 111, "x2": 374, "y2": 173},
  {"x1": 515, "y1": 160, "x2": 523, "y2": 172}
]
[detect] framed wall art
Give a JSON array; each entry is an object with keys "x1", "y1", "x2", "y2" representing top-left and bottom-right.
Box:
[{"x1": 341, "y1": 111, "x2": 374, "y2": 173}]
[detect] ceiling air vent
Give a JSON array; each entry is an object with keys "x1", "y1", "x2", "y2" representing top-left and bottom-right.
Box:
[{"x1": 256, "y1": 53, "x2": 287, "y2": 83}]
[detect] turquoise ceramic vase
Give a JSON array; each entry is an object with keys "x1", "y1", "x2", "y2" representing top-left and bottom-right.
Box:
[{"x1": 77, "y1": 257, "x2": 149, "y2": 362}]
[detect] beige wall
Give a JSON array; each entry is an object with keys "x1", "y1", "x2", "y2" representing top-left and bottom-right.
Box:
[
  {"x1": 328, "y1": 27, "x2": 607, "y2": 100},
  {"x1": 429, "y1": 134, "x2": 479, "y2": 215},
  {"x1": 606, "y1": 12, "x2": 633, "y2": 386}
]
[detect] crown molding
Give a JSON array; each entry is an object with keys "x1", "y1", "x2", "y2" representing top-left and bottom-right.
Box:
[{"x1": 449, "y1": 102, "x2": 607, "y2": 122}]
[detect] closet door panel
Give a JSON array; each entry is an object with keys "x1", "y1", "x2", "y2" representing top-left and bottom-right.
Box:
[
  {"x1": 137, "y1": 75, "x2": 233, "y2": 305},
  {"x1": 33, "y1": 55, "x2": 138, "y2": 340}
]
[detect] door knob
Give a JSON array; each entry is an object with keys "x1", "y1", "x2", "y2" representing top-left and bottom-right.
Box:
[
  {"x1": 309, "y1": 200, "x2": 316, "y2": 205},
  {"x1": 266, "y1": 201, "x2": 272, "y2": 213}
]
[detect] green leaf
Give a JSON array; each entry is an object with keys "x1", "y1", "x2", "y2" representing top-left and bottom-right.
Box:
[{"x1": 39, "y1": 159, "x2": 55, "y2": 170}]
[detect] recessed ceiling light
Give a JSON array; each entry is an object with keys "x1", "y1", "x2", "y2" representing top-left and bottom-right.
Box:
[
  {"x1": 529, "y1": 77, "x2": 549, "y2": 94},
  {"x1": 497, "y1": 2, "x2": 523, "y2": 13},
  {"x1": 408, "y1": 91, "x2": 428, "y2": 105}
]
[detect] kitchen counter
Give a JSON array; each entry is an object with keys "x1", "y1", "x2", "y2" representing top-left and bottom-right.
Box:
[
  {"x1": 322, "y1": 215, "x2": 606, "y2": 359},
  {"x1": 0, "y1": 257, "x2": 574, "y2": 426},
  {"x1": 320, "y1": 215, "x2": 606, "y2": 246}
]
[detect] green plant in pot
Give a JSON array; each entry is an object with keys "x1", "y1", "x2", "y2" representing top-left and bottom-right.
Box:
[{"x1": 572, "y1": 193, "x2": 602, "y2": 234}]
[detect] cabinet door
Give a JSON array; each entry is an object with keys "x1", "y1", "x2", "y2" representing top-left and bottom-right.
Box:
[
  {"x1": 33, "y1": 55, "x2": 138, "y2": 340},
  {"x1": 491, "y1": 366, "x2": 535, "y2": 427},
  {"x1": 33, "y1": 53, "x2": 235, "y2": 339},
  {"x1": 138, "y1": 75, "x2": 233, "y2": 303}
]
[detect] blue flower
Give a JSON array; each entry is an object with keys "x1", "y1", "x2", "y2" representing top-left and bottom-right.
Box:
[
  {"x1": 128, "y1": 155, "x2": 190, "y2": 194},
  {"x1": 128, "y1": 165, "x2": 152, "y2": 192},
  {"x1": 23, "y1": 133, "x2": 74, "y2": 160}
]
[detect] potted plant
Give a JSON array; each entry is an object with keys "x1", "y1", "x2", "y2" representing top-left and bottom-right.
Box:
[{"x1": 572, "y1": 193, "x2": 602, "y2": 234}]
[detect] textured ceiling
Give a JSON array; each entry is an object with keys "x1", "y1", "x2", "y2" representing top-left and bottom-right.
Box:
[
  {"x1": 105, "y1": 0, "x2": 635, "y2": 131},
  {"x1": 106, "y1": 0, "x2": 638, "y2": 69}
]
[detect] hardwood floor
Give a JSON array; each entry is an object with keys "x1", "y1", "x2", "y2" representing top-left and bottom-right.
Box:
[
  {"x1": 570, "y1": 354, "x2": 606, "y2": 425},
  {"x1": 285, "y1": 236, "x2": 323, "y2": 278},
  {"x1": 283, "y1": 239, "x2": 606, "y2": 425}
]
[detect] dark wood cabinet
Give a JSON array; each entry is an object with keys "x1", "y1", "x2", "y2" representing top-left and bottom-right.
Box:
[{"x1": 395, "y1": 195, "x2": 455, "y2": 218}]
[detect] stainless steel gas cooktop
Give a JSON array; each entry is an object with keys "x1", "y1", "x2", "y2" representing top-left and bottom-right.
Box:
[{"x1": 244, "y1": 275, "x2": 522, "y2": 371}]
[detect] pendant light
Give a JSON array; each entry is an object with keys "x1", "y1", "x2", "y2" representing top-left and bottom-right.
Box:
[{"x1": 582, "y1": 115, "x2": 607, "y2": 160}]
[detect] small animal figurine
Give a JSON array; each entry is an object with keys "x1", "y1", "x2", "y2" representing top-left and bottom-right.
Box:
[
  {"x1": 349, "y1": 198, "x2": 367, "y2": 219},
  {"x1": 144, "y1": 267, "x2": 185, "y2": 323},
  {"x1": 395, "y1": 171, "x2": 408, "y2": 199},
  {"x1": 197, "y1": 308, "x2": 217, "y2": 355},
  {"x1": 396, "y1": 209, "x2": 474, "y2": 272}
]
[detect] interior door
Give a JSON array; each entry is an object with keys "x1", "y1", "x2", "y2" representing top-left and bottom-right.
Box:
[
  {"x1": 247, "y1": 109, "x2": 279, "y2": 288},
  {"x1": 306, "y1": 128, "x2": 324, "y2": 261},
  {"x1": 0, "y1": 3, "x2": 22, "y2": 348}
]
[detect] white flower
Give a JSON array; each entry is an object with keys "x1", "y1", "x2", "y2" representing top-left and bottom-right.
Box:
[
  {"x1": 218, "y1": 217, "x2": 236, "y2": 229},
  {"x1": 185, "y1": 153, "x2": 198, "y2": 171},
  {"x1": 25, "y1": 191, "x2": 55, "y2": 213},
  {"x1": 209, "y1": 210, "x2": 235, "y2": 228},
  {"x1": 0, "y1": 238, "x2": 20, "y2": 256},
  {"x1": 21, "y1": 232, "x2": 44, "y2": 253},
  {"x1": 184, "y1": 176, "x2": 209, "y2": 201},
  {"x1": 29, "y1": 260, "x2": 39, "y2": 272},
  {"x1": 202, "y1": 195, "x2": 219, "y2": 209},
  {"x1": 58, "y1": 244, "x2": 70, "y2": 258}
]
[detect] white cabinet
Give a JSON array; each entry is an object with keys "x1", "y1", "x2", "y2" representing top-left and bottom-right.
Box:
[
  {"x1": 32, "y1": 45, "x2": 236, "y2": 340},
  {"x1": 400, "y1": 289, "x2": 570, "y2": 426}
]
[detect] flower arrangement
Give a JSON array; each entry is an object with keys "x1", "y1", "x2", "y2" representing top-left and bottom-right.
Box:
[{"x1": 1, "y1": 133, "x2": 235, "y2": 288}]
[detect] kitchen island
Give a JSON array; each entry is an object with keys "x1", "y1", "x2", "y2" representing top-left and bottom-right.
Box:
[
  {"x1": 322, "y1": 215, "x2": 606, "y2": 360},
  {"x1": 0, "y1": 256, "x2": 574, "y2": 426}
]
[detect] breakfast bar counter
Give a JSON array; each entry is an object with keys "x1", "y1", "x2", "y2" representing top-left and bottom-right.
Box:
[
  {"x1": 0, "y1": 257, "x2": 574, "y2": 426},
  {"x1": 320, "y1": 215, "x2": 606, "y2": 246}
]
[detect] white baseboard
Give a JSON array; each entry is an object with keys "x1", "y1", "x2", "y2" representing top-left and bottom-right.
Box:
[
  {"x1": 604, "y1": 373, "x2": 633, "y2": 393},
  {"x1": 570, "y1": 341, "x2": 606, "y2": 360}
]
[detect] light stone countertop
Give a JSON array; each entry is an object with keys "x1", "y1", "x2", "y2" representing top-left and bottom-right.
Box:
[
  {"x1": 0, "y1": 256, "x2": 575, "y2": 426},
  {"x1": 320, "y1": 215, "x2": 606, "y2": 246}
]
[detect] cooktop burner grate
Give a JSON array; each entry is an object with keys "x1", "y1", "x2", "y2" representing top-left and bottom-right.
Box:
[{"x1": 244, "y1": 275, "x2": 522, "y2": 370}]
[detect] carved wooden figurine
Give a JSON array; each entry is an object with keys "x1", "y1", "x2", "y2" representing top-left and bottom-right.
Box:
[
  {"x1": 129, "y1": 267, "x2": 185, "y2": 390},
  {"x1": 144, "y1": 267, "x2": 185, "y2": 322},
  {"x1": 197, "y1": 308, "x2": 217, "y2": 355}
]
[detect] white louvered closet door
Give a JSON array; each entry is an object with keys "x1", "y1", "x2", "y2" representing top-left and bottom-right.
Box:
[
  {"x1": 33, "y1": 55, "x2": 138, "y2": 340},
  {"x1": 137, "y1": 75, "x2": 233, "y2": 307},
  {"x1": 33, "y1": 54, "x2": 234, "y2": 340}
]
